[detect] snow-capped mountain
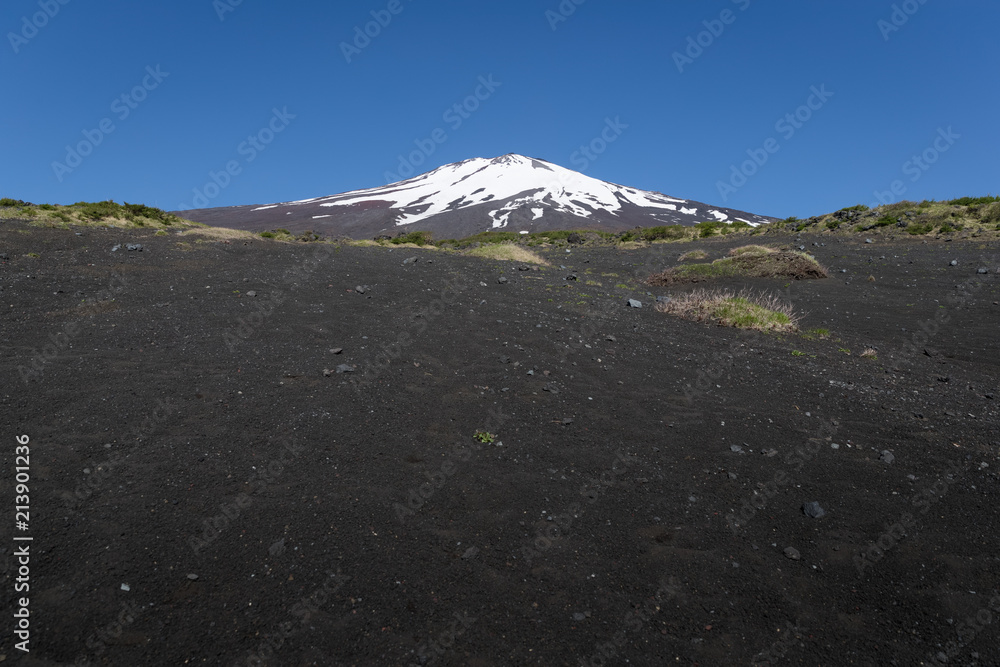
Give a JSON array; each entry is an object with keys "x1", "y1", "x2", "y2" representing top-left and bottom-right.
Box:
[{"x1": 175, "y1": 154, "x2": 775, "y2": 239}]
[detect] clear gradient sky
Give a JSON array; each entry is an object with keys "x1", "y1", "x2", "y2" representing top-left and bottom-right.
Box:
[{"x1": 2, "y1": 0, "x2": 998, "y2": 218}]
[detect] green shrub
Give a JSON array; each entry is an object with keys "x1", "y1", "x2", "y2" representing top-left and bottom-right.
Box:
[
  {"x1": 0, "y1": 198, "x2": 29, "y2": 207},
  {"x1": 641, "y1": 225, "x2": 687, "y2": 242},
  {"x1": 825, "y1": 219, "x2": 841, "y2": 230},
  {"x1": 260, "y1": 231, "x2": 276, "y2": 238},
  {"x1": 874, "y1": 215, "x2": 898, "y2": 228},
  {"x1": 38, "y1": 203, "x2": 56, "y2": 211},
  {"x1": 391, "y1": 230, "x2": 433, "y2": 245},
  {"x1": 907, "y1": 223, "x2": 933, "y2": 235},
  {"x1": 837, "y1": 204, "x2": 869, "y2": 214},
  {"x1": 275, "y1": 228, "x2": 291, "y2": 235},
  {"x1": 947, "y1": 195, "x2": 1000, "y2": 207}
]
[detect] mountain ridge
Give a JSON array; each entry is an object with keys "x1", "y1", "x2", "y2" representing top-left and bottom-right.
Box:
[{"x1": 174, "y1": 154, "x2": 778, "y2": 239}]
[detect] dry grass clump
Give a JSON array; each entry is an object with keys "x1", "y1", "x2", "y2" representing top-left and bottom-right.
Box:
[
  {"x1": 648, "y1": 245, "x2": 828, "y2": 285},
  {"x1": 679, "y1": 250, "x2": 708, "y2": 261},
  {"x1": 464, "y1": 242, "x2": 550, "y2": 265},
  {"x1": 656, "y1": 289, "x2": 799, "y2": 332}
]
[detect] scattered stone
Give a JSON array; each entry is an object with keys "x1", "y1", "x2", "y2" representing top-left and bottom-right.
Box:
[
  {"x1": 950, "y1": 260, "x2": 958, "y2": 266},
  {"x1": 111, "y1": 244, "x2": 121, "y2": 252},
  {"x1": 335, "y1": 364, "x2": 355, "y2": 374},
  {"x1": 126, "y1": 243, "x2": 143, "y2": 252},
  {"x1": 498, "y1": 276, "x2": 508, "y2": 284},
  {"x1": 802, "y1": 502, "x2": 826, "y2": 519},
  {"x1": 566, "y1": 273, "x2": 578, "y2": 281},
  {"x1": 355, "y1": 285, "x2": 366, "y2": 294},
  {"x1": 121, "y1": 583, "x2": 131, "y2": 592},
  {"x1": 865, "y1": 239, "x2": 873, "y2": 244},
  {"x1": 517, "y1": 265, "x2": 531, "y2": 271},
  {"x1": 542, "y1": 383, "x2": 559, "y2": 394},
  {"x1": 245, "y1": 291, "x2": 257, "y2": 297},
  {"x1": 0, "y1": 253, "x2": 8, "y2": 260},
  {"x1": 186, "y1": 574, "x2": 199, "y2": 581},
  {"x1": 330, "y1": 348, "x2": 343, "y2": 354},
  {"x1": 840, "y1": 269, "x2": 847, "y2": 273},
  {"x1": 606, "y1": 335, "x2": 617, "y2": 342},
  {"x1": 627, "y1": 299, "x2": 642, "y2": 308},
  {"x1": 402, "y1": 256, "x2": 418, "y2": 265},
  {"x1": 977, "y1": 268, "x2": 989, "y2": 274},
  {"x1": 763, "y1": 448, "x2": 778, "y2": 458},
  {"x1": 729, "y1": 444, "x2": 746, "y2": 455},
  {"x1": 572, "y1": 612, "x2": 587, "y2": 622},
  {"x1": 461, "y1": 546, "x2": 480, "y2": 560},
  {"x1": 879, "y1": 450, "x2": 895, "y2": 464},
  {"x1": 783, "y1": 547, "x2": 801, "y2": 561},
  {"x1": 656, "y1": 295, "x2": 671, "y2": 303}
]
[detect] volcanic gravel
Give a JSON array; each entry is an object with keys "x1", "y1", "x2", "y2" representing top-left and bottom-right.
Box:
[{"x1": 2, "y1": 221, "x2": 999, "y2": 666}]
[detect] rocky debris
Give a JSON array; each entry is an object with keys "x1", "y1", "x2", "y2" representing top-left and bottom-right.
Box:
[
  {"x1": 498, "y1": 276, "x2": 508, "y2": 284},
  {"x1": 656, "y1": 296, "x2": 671, "y2": 304},
  {"x1": 542, "y1": 383, "x2": 559, "y2": 394},
  {"x1": 879, "y1": 450, "x2": 895, "y2": 464},
  {"x1": 950, "y1": 260, "x2": 958, "y2": 266},
  {"x1": 802, "y1": 502, "x2": 826, "y2": 519},
  {"x1": 566, "y1": 273, "x2": 578, "y2": 281},
  {"x1": 627, "y1": 299, "x2": 642, "y2": 308},
  {"x1": 186, "y1": 574, "x2": 199, "y2": 581},
  {"x1": 977, "y1": 267, "x2": 990, "y2": 274},
  {"x1": 561, "y1": 418, "x2": 574, "y2": 425},
  {"x1": 783, "y1": 547, "x2": 802, "y2": 561},
  {"x1": 111, "y1": 244, "x2": 121, "y2": 252},
  {"x1": 402, "y1": 256, "x2": 418, "y2": 265},
  {"x1": 865, "y1": 239, "x2": 873, "y2": 244},
  {"x1": 606, "y1": 335, "x2": 617, "y2": 342},
  {"x1": 325, "y1": 364, "x2": 356, "y2": 376},
  {"x1": 517, "y1": 265, "x2": 531, "y2": 271},
  {"x1": 763, "y1": 448, "x2": 778, "y2": 458},
  {"x1": 245, "y1": 291, "x2": 257, "y2": 297},
  {"x1": 729, "y1": 444, "x2": 746, "y2": 455},
  {"x1": 461, "y1": 546, "x2": 479, "y2": 560},
  {"x1": 330, "y1": 348, "x2": 343, "y2": 355},
  {"x1": 355, "y1": 285, "x2": 366, "y2": 294}
]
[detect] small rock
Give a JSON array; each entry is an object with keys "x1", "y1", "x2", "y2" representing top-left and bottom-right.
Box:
[
  {"x1": 562, "y1": 417, "x2": 574, "y2": 425},
  {"x1": 402, "y1": 256, "x2": 418, "y2": 265},
  {"x1": 461, "y1": 546, "x2": 480, "y2": 560},
  {"x1": 950, "y1": 260, "x2": 958, "y2": 266},
  {"x1": 729, "y1": 444, "x2": 746, "y2": 455},
  {"x1": 865, "y1": 239, "x2": 873, "y2": 244},
  {"x1": 498, "y1": 276, "x2": 508, "y2": 284},
  {"x1": 627, "y1": 299, "x2": 642, "y2": 308},
  {"x1": 879, "y1": 450, "x2": 895, "y2": 464},
  {"x1": 186, "y1": 574, "x2": 199, "y2": 581},
  {"x1": 572, "y1": 612, "x2": 587, "y2": 621},
  {"x1": 656, "y1": 295, "x2": 671, "y2": 303},
  {"x1": 763, "y1": 448, "x2": 778, "y2": 458},
  {"x1": 126, "y1": 243, "x2": 143, "y2": 252},
  {"x1": 111, "y1": 244, "x2": 121, "y2": 252},
  {"x1": 542, "y1": 383, "x2": 559, "y2": 394},
  {"x1": 977, "y1": 268, "x2": 989, "y2": 274},
  {"x1": 121, "y1": 583, "x2": 131, "y2": 592},
  {"x1": 330, "y1": 348, "x2": 343, "y2": 354},
  {"x1": 246, "y1": 290, "x2": 257, "y2": 297},
  {"x1": 566, "y1": 274, "x2": 578, "y2": 281},
  {"x1": 783, "y1": 547, "x2": 801, "y2": 560},
  {"x1": 802, "y1": 501, "x2": 826, "y2": 519},
  {"x1": 606, "y1": 335, "x2": 617, "y2": 342},
  {"x1": 335, "y1": 364, "x2": 355, "y2": 374},
  {"x1": 355, "y1": 285, "x2": 366, "y2": 294}
]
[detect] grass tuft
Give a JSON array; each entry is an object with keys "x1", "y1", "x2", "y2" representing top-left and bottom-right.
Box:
[
  {"x1": 655, "y1": 288, "x2": 799, "y2": 332},
  {"x1": 464, "y1": 242, "x2": 549, "y2": 265}
]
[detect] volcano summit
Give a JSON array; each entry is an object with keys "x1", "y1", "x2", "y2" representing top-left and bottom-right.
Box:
[{"x1": 175, "y1": 154, "x2": 776, "y2": 239}]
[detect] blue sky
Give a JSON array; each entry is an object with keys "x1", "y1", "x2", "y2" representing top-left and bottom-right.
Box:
[{"x1": 2, "y1": 0, "x2": 997, "y2": 218}]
